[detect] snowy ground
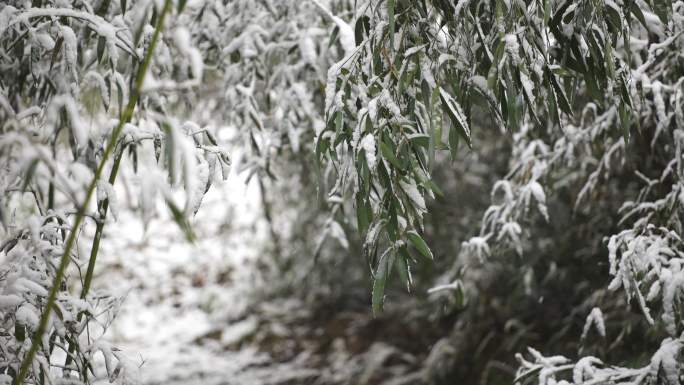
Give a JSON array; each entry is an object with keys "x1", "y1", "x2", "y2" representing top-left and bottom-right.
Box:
[
  {"x1": 92, "y1": 158, "x2": 276, "y2": 384},
  {"x1": 83, "y1": 146, "x2": 430, "y2": 385}
]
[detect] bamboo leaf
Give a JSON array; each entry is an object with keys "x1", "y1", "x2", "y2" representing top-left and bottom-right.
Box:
[
  {"x1": 354, "y1": 15, "x2": 370, "y2": 46},
  {"x1": 630, "y1": 2, "x2": 647, "y2": 27},
  {"x1": 166, "y1": 199, "x2": 196, "y2": 242},
  {"x1": 545, "y1": 67, "x2": 572, "y2": 116},
  {"x1": 619, "y1": 100, "x2": 631, "y2": 143},
  {"x1": 619, "y1": 73, "x2": 632, "y2": 108},
  {"x1": 448, "y1": 116, "x2": 460, "y2": 160},
  {"x1": 439, "y1": 87, "x2": 472, "y2": 148},
  {"x1": 21, "y1": 159, "x2": 39, "y2": 192},
  {"x1": 96, "y1": 36, "x2": 106, "y2": 63},
  {"x1": 356, "y1": 193, "x2": 372, "y2": 235},
  {"x1": 407, "y1": 230, "x2": 433, "y2": 260},
  {"x1": 380, "y1": 140, "x2": 402, "y2": 169},
  {"x1": 388, "y1": 0, "x2": 395, "y2": 52},
  {"x1": 15, "y1": 324, "x2": 25, "y2": 342},
  {"x1": 372, "y1": 249, "x2": 392, "y2": 315},
  {"x1": 328, "y1": 26, "x2": 340, "y2": 49},
  {"x1": 396, "y1": 246, "x2": 412, "y2": 292}
]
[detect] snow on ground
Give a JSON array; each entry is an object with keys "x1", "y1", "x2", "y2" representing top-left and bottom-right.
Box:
[{"x1": 90, "y1": 153, "x2": 273, "y2": 384}]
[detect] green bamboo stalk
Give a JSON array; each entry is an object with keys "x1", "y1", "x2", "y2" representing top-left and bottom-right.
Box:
[
  {"x1": 80, "y1": 148, "x2": 124, "y2": 299},
  {"x1": 60, "y1": 148, "x2": 123, "y2": 374},
  {"x1": 12, "y1": 1, "x2": 173, "y2": 383}
]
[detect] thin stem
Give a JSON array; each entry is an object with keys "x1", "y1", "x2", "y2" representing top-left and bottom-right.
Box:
[
  {"x1": 12, "y1": 1, "x2": 173, "y2": 384},
  {"x1": 80, "y1": 145, "x2": 124, "y2": 299}
]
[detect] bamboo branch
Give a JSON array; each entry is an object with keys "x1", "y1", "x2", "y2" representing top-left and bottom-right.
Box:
[{"x1": 12, "y1": 1, "x2": 173, "y2": 383}]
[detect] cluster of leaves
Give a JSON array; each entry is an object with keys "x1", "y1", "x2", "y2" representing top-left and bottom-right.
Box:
[
  {"x1": 0, "y1": 0, "x2": 229, "y2": 383},
  {"x1": 314, "y1": 0, "x2": 684, "y2": 383},
  {"x1": 180, "y1": 0, "x2": 378, "y2": 291}
]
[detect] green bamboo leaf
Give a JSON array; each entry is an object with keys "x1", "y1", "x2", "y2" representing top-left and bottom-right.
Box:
[
  {"x1": 423, "y1": 179, "x2": 443, "y2": 197},
  {"x1": 356, "y1": 193, "x2": 372, "y2": 235},
  {"x1": 372, "y1": 249, "x2": 392, "y2": 315},
  {"x1": 380, "y1": 140, "x2": 402, "y2": 169},
  {"x1": 619, "y1": 73, "x2": 632, "y2": 108},
  {"x1": 584, "y1": 67, "x2": 602, "y2": 102},
  {"x1": 469, "y1": 76, "x2": 504, "y2": 128},
  {"x1": 505, "y1": 77, "x2": 519, "y2": 131},
  {"x1": 328, "y1": 26, "x2": 340, "y2": 49},
  {"x1": 547, "y1": 84, "x2": 561, "y2": 125},
  {"x1": 604, "y1": 3, "x2": 622, "y2": 32},
  {"x1": 550, "y1": 1, "x2": 572, "y2": 31},
  {"x1": 388, "y1": 0, "x2": 395, "y2": 51},
  {"x1": 387, "y1": 199, "x2": 399, "y2": 241},
  {"x1": 50, "y1": 37, "x2": 63, "y2": 71},
  {"x1": 95, "y1": 0, "x2": 111, "y2": 16},
  {"x1": 421, "y1": 78, "x2": 431, "y2": 111},
  {"x1": 407, "y1": 230, "x2": 433, "y2": 260},
  {"x1": 519, "y1": 72, "x2": 540, "y2": 125},
  {"x1": 21, "y1": 159, "x2": 39, "y2": 192},
  {"x1": 543, "y1": 0, "x2": 550, "y2": 25},
  {"x1": 354, "y1": 15, "x2": 370, "y2": 46},
  {"x1": 378, "y1": 159, "x2": 392, "y2": 191},
  {"x1": 439, "y1": 87, "x2": 472, "y2": 148},
  {"x1": 178, "y1": 0, "x2": 188, "y2": 13},
  {"x1": 605, "y1": 42, "x2": 616, "y2": 80},
  {"x1": 15, "y1": 323, "x2": 25, "y2": 342},
  {"x1": 396, "y1": 246, "x2": 412, "y2": 292},
  {"x1": 166, "y1": 199, "x2": 196, "y2": 242},
  {"x1": 585, "y1": 32, "x2": 607, "y2": 88},
  {"x1": 545, "y1": 67, "x2": 572, "y2": 116},
  {"x1": 96, "y1": 36, "x2": 106, "y2": 64},
  {"x1": 408, "y1": 133, "x2": 429, "y2": 149},
  {"x1": 499, "y1": 80, "x2": 508, "y2": 125},
  {"x1": 630, "y1": 2, "x2": 647, "y2": 27},
  {"x1": 653, "y1": 0, "x2": 670, "y2": 24},
  {"x1": 448, "y1": 116, "x2": 460, "y2": 160},
  {"x1": 619, "y1": 100, "x2": 631, "y2": 143},
  {"x1": 335, "y1": 111, "x2": 343, "y2": 134},
  {"x1": 454, "y1": 281, "x2": 466, "y2": 309}
]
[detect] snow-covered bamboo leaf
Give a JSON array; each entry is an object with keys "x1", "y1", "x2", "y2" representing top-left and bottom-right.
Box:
[
  {"x1": 372, "y1": 248, "x2": 392, "y2": 315},
  {"x1": 439, "y1": 87, "x2": 471, "y2": 148},
  {"x1": 407, "y1": 230, "x2": 433, "y2": 260},
  {"x1": 545, "y1": 67, "x2": 572, "y2": 116}
]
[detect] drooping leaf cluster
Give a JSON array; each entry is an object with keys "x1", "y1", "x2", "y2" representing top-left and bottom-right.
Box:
[{"x1": 0, "y1": 0, "x2": 228, "y2": 383}]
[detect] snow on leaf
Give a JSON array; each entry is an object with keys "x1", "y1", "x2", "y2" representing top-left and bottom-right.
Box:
[
  {"x1": 60, "y1": 25, "x2": 78, "y2": 76},
  {"x1": 97, "y1": 181, "x2": 120, "y2": 221},
  {"x1": 581, "y1": 307, "x2": 606, "y2": 340},
  {"x1": 400, "y1": 179, "x2": 426, "y2": 213},
  {"x1": 372, "y1": 247, "x2": 392, "y2": 315},
  {"x1": 0, "y1": 294, "x2": 23, "y2": 310},
  {"x1": 361, "y1": 133, "x2": 377, "y2": 169},
  {"x1": 498, "y1": 222, "x2": 523, "y2": 256},
  {"x1": 311, "y1": 0, "x2": 355, "y2": 57},
  {"x1": 16, "y1": 302, "x2": 40, "y2": 330},
  {"x1": 649, "y1": 338, "x2": 681, "y2": 384},
  {"x1": 328, "y1": 220, "x2": 349, "y2": 249},
  {"x1": 14, "y1": 277, "x2": 48, "y2": 297},
  {"x1": 174, "y1": 27, "x2": 203, "y2": 81},
  {"x1": 439, "y1": 87, "x2": 472, "y2": 149},
  {"x1": 573, "y1": 356, "x2": 602, "y2": 384},
  {"x1": 407, "y1": 230, "x2": 433, "y2": 260},
  {"x1": 527, "y1": 181, "x2": 549, "y2": 221}
]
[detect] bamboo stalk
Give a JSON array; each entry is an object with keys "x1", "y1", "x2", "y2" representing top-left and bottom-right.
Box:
[{"x1": 12, "y1": 1, "x2": 173, "y2": 383}]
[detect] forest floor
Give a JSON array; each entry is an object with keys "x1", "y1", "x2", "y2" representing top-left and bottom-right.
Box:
[{"x1": 93, "y1": 174, "x2": 448, "y2": 385}]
